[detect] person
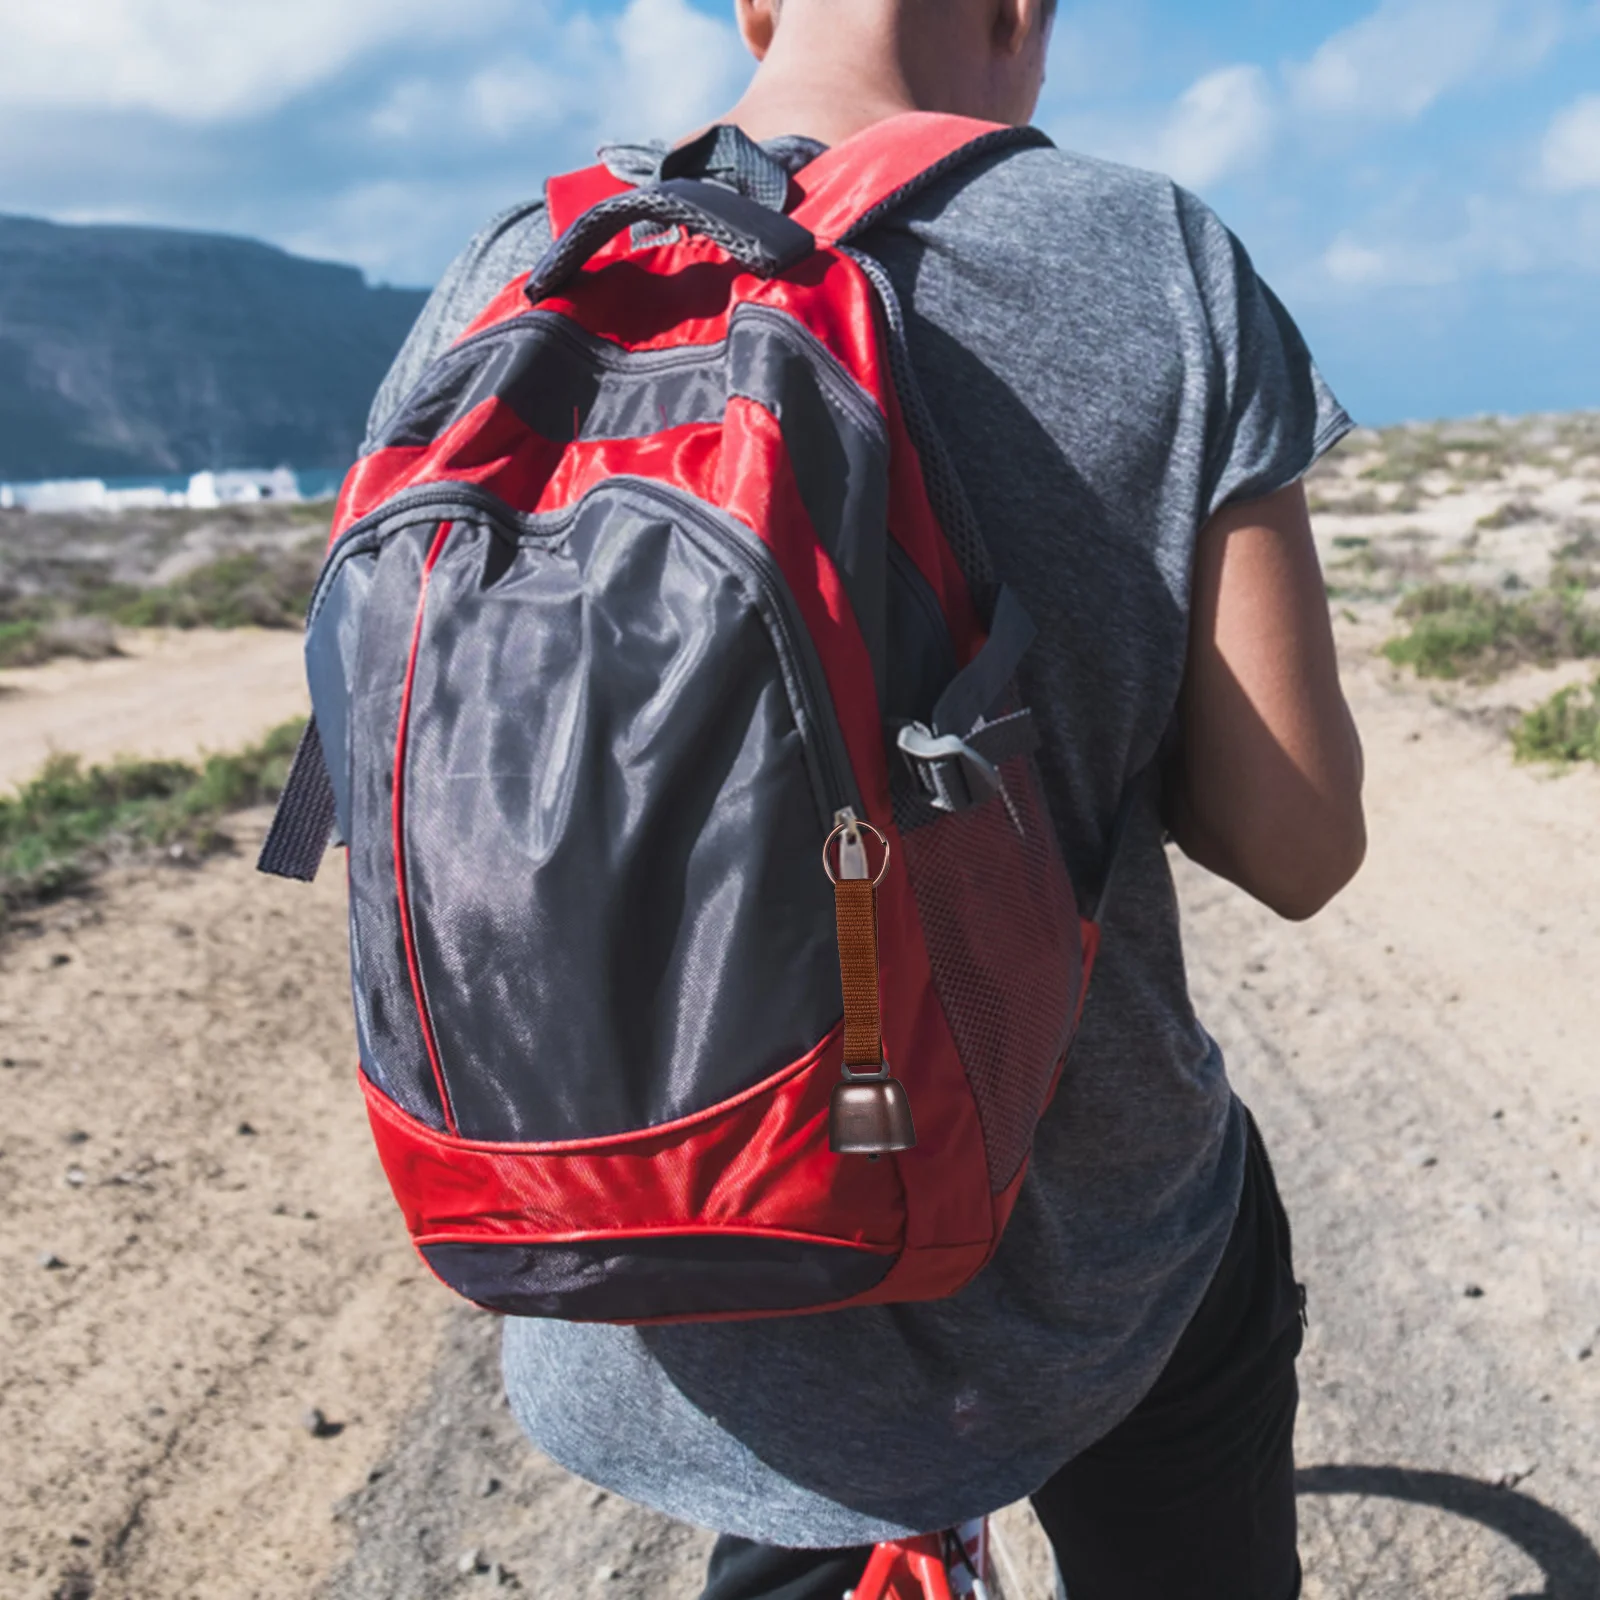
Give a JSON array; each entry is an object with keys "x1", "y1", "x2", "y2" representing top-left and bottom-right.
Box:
[{"x1": 363, "y1": 1, "x2": 1367, "y2": 1594}]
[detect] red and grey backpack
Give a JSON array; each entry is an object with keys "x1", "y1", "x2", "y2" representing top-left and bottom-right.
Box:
[{"x1": 261, "y1": 112, "x2": 1106, "y2": 1324}]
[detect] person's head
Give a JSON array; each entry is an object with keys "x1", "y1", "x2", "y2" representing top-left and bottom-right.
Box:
[{"x1": 728, "y1": 0, "x2": 1054, "y2": 139}]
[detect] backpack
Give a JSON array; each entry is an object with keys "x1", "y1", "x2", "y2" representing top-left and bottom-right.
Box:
[{"x1": 260, "y1": 111, "x2": 1105, "y2": 1324}]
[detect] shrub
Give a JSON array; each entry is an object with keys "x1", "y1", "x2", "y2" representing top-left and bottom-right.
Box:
[
  {"x1": 0, "y1": 720, "x2": 305, "y2": 918},
  {"x1": 1383, "y1": 582, "x2": 1600, "y2": 681},
  {"x1": 1513, "y1": 681, "x2": 1600, "y2": 765}
]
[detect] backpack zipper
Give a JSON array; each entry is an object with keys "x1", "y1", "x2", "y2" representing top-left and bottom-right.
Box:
[{"x1": 307, "y1": 478, "x2": 864, "y2": 832}]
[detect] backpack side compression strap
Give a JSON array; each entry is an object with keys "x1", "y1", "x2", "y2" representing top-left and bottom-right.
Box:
[{"x1": 257, "y1": 717, "x2": 338, "y2": 881}]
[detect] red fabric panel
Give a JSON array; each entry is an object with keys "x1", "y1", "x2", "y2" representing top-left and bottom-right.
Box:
[
  {"x1": 544, "y1": 163, "x2": 633, "y2": 240},
  {"x1": 457, "y1": 275, "x2": 540, "y2": 342},
  {"x1": 334, "y1": 399, "x2": 565, "y2": 535},
  {"x1": 534, "y1": 423, "x2": 722, "y2": 513},
  {"x1": 363, "y1": 1027, "x2": 907, "y2": 1248},
  {"x1": 719, "y1": 398, "x2": 892, "y2": 818},
  {"x1": 335, "y1": 400, "x2": 724, "y2": 537},
  {"x1": 790, "y1": 111, "x2": 1011, "y2": 244},
  {"x1": 536, "y1": 244, "x2": 888, "y2": 385}
]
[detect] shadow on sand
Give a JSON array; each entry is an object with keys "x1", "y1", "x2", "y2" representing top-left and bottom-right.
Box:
[{"x1": 1296, "y1": 1464, "x2": 1600, "y2": 1600}]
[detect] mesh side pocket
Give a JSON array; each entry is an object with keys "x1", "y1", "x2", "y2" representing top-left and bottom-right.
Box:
[{"x1": 899, "y1": 755, "x2": 1082, "y2": 1192}]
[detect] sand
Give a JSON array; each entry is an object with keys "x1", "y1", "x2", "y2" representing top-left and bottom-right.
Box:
[
  {"x1": 3, "y1": 465, "x2": 1599, "y2": 1596},
  {"x1": 0, "y1": 629, "x2": 308, "y2": 793}
]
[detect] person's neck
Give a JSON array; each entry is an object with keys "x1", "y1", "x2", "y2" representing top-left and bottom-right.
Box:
[{"x1": 719, "y1": 7, "x2": 977, "y2": 148}]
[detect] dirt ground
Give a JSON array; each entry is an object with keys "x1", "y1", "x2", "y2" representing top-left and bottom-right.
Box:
[
  {"x1": 0, "y1": 628, "x2": 307, "y2": 791},
  {"x1": 4, "y1": 473, "x2": 1600, "y2": 1597}
]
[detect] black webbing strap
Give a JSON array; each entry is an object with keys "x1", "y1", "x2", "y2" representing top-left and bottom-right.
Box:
[
  {"x1": 930, "y1": 585, "x2": 1036, "y2": 738},
  {"x1": 257, "y1": 717, "x2": 338, "y2": 882}
]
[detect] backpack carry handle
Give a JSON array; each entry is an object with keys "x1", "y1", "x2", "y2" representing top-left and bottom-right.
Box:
[{"x1": 525, "y1": 178, "x2": 815, "y2": 304}]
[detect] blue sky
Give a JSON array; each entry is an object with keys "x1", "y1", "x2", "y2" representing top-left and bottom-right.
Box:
[{"x1": 2, "y1": 0, "x2": 1598, "y2": 424}]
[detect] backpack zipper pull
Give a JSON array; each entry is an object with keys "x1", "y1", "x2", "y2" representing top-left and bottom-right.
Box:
[{"x1": 822, "y1": 815, "x2": 915, "y2": 1156}]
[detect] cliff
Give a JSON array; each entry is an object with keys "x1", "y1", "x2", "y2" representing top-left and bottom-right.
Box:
[{"x1": 0, "y1": 215, "x2": 428, "y2": 480}]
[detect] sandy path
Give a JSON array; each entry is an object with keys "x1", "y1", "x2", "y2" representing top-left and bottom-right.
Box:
[
  {"x1": 1182, "y1": 636, "x2": 1600, "y2": 1598},
  {"x1": 0, "y1": 629, "x2": 307, "y2": 791},
  {"x1": 1, "y1": 623, "x2": 1597, "y2": 1597},
  {"x1": 0, "y1": 823, "x2": 452, "y2": 1600}
]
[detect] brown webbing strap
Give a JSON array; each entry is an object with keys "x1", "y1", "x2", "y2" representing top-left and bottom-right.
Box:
[{"x1": 834, "y1": 878, "x2": 883, "y2": 1070}]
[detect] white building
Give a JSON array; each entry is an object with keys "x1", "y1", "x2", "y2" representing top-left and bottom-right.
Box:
[{"x1": 0, "y1": 467, "x2": 304, "y2": 513}]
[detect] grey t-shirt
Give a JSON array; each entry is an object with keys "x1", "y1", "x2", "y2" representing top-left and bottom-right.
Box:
[{"x1": 366, "y1": 133, "x2": 1351, "y2": 1547}]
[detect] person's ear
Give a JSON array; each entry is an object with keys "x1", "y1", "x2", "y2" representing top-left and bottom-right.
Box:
[
  {"x1": 990, "y1": 0, "x2": 1046, "y2": 56},
  {"x1": 735, "y1": 0, "x2": 780, "y2": 60}
]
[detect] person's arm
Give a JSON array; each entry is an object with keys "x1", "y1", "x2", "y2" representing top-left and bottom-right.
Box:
[{"x1": 1165, "y1": 480, "x2": 1366, "y2": 921}]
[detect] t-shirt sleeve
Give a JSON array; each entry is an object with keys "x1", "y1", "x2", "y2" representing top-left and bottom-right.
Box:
[
  {"x1": 1174, "y1": 189, "x2": 1353, "y2": 520},
  {"x1": 362, "y1": 198, "x2": 552, "y2": 454}
]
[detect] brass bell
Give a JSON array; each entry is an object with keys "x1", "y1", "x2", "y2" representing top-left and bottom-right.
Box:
[{"x1": 829, "y1": 1072, "x2": 917, "y2": 1155}]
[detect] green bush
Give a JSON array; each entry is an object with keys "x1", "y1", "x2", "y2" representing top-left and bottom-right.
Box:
[
  {"x1": 0, "y1": 619, "x2": 46, "y2": 668},
  {"x1": 101, "y1": 546, "x2": 321, "y2": 630},
  {"x1": 1513, "y1": 680, "x2": 1600, "y2": 765},
  {"x1": 1383, "y1": 582, "x2": 1600, "y2": 681},
  {"x1": 0, "y1": 719, "x2": 305, "y2": 917}
]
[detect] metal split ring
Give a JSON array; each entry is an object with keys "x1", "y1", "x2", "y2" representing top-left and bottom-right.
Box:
[{"x1": 821, "y1": 818, "x2": 891, "y2": 887}]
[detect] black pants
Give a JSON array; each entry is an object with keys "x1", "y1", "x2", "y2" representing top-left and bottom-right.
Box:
[{"x1": 701, "y1": 1110, "x2": 1305, "y2": 1600}]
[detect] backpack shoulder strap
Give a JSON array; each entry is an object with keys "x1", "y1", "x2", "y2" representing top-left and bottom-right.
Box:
[
  {"x1": 544, "y1": 164, "x2": 633, "y2": 240},
  {"x1": 789, "y1": 112, "x2": 1051, "y2": 245}
]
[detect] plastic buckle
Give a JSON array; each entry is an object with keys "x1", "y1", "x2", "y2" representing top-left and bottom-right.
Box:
[{"x1": 895, "y1": 723, "x2": 1000, "y2": 813}]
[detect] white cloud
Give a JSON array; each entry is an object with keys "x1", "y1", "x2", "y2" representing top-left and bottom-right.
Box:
[
  {"x1": 1323, "y1": 234, "x2": 1454, "y2": 288},
  {"x1": 1048, "y1": 64, "x2": 1275, "y2": 189},
  {"x1": 604, "y1": 0, "x2": 749, "y2": 140},
  {"x1": 0, "y1": 0, "x2": 513, "y2": 123},
  {"x1": 1542, "y1": 95, "x2": 1600, "y2": 190},
  {"x1": 1140, "y1": 65, "x2": 1276, "y2": 189},
  {"x1": 1289, "y1": 0, "x2": 1565, "y2": 122},
  {"x1": 362, "y1": 0, "x2": 746, "y2": 150},
  {"x1": 1312, "y1": 185, "x2": 1600, "y2": 296}
]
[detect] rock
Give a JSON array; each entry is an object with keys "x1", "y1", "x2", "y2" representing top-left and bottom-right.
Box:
[
  {"x1": 1463, "y1": 1283, "x2": 1486, "y2": 1299},
  {"x1": 236, "y1": 1122, "x2": 257, "y2": 1137},
  {"x1": 595, "y1": 1565, "x2": 621, "y2": 1583},
  {"x1": 302, "y1": 1407, "x2": 344, "y2": 1439},
  {"x1": 63, "y1": 1130, "x2": 90, "y2": 1145},
  {"x1": 50, "y1": 952, "x2": 72, "y2": 968},
  {"x1": 457, "y1": 1549, "x2": 486, "y2": 1576},
  {"x1": 490, "y1": 1562, "x2": 517, "y2": 1587},
  {"x1": 39, "y1": 1252, "x2": 67, "y2": 1270},
  {"x1": 64, "y1": 1167, "x2": 87, "y2": 1187},
  {"x1": 480, "y1": 1475, "x2": 502, "y2": 1497},
  {"x1": 1491, "y1": 1460, "x2": 1537, "y2": 1489},
  {"x1": 1404, "y1": 1148, "x2": 1438, "y2": 1169}
]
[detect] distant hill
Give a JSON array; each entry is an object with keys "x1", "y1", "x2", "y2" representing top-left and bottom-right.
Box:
[{"x1": 0, "y1": 215, "x2": 429, "y2": 481}]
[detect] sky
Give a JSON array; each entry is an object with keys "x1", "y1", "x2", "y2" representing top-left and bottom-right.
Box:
[{"x1": 1, "y1": 0, "x2": 1598, "y2": 425}]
